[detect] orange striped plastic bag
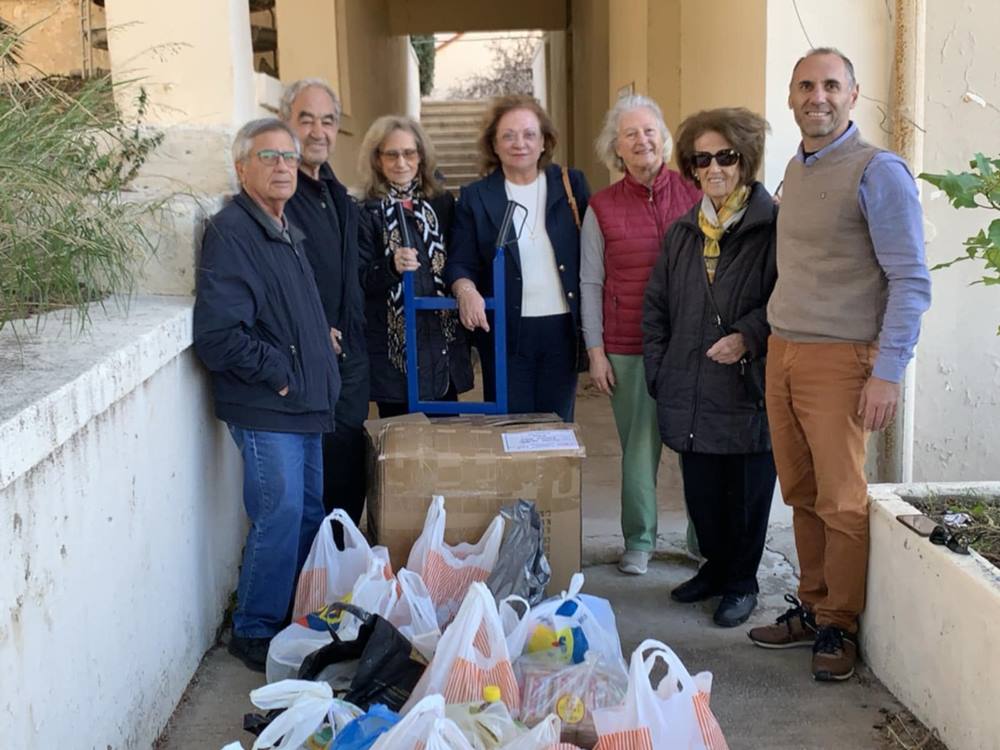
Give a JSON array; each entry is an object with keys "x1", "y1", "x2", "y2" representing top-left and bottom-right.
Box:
[
  {"x1": 292, "y1": 508, "x2": 389, "y2": 620},
  {"x1": 407, "y1": 496, "x2": 504, "y2": 627},
  {"x1": 592, "y1": 639, "x2": 728, "y2": 750},
  {"x1": 592, "y1": 728, "x2": 655, "y2": 750},
  {"x1": 402, "y1": 582, "x2": 521, "y2": 716}
]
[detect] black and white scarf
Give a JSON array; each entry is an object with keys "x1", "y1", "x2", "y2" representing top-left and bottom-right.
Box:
[{"x1": 382, "y1": 179, "x2": 456, "y2": 372}]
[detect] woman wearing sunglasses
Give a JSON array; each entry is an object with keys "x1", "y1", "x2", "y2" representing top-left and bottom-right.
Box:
[
  {"x1": 642, "y1": 107, "x2": 778, "y2": 627},
  {"x1": 356, "y1": 115, "x2": 472, "y2": 416}
]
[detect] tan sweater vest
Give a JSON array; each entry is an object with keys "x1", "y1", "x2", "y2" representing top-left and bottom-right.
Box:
[{"x1": 768, "y1": 130, "x2": 887, "y2": 343}]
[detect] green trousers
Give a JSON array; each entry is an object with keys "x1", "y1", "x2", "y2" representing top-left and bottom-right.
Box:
[{"x1": 609, "y1": 354, "x2": 662, "y2": 552}]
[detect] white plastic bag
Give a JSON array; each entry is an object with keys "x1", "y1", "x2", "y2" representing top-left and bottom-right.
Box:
[
  {"x1": 390, "y1": 568, "x2": 442, "y2": 659},
  {"x1": 293, "y1": 508, "x2": 388, "y2": 620},
  {"x1": 340, "y1": 550, "x2": 399, "y2": 640},
  {"x1": 503, "y1": 574, "x2": 626, "y2": 677},
  {"x1": 403, "y1": 583, "x2": 521, "y2": 716},
  {"x1": 445, "y1": 699, "x2": 525, "y2": 748},
  {"x1": 407, "y1": 496, "x2": 505, "y2": 627},
  {"x1": 247, "y1": 679, "x2": 363, "y2": 750},
  {"x1": 371, "y1": 694, "x2": 475, "y2": 750},
  {"x1": 267, "y1": 554, "x2": 394, "y2": 682},
  {"x1": 497, "y1": 714, "x2": 560, "y2": 749},
  {"x1": 592, "y1": 639, "x2": 728, "y2": 750}
]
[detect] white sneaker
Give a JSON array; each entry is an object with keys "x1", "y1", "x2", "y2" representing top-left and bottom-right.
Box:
[{"x1": 618, "y1": 550, "x2": 650, "y2": 575}]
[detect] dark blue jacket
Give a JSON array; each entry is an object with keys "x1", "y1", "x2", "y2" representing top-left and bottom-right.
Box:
[
  {"x1": 444, "y1": 163, "x2": 590, "y2": 357},
  {"x1": 284, "y1": 164, "x2": 369, "y2": 429},
  {"x1": 193, "y1": 192, "x2": 341, "y2": 433}
]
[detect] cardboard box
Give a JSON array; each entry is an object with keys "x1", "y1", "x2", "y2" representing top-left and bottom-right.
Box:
[{"x1": 365, "y1": 413, "x2": 586, "y2": 593}]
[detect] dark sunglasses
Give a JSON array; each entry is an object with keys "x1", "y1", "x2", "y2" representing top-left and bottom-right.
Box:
[
  {"x1": 691, "y1": 148, "x2": 740, "y2": 169},
  {"x1": 929, "y1": 525, "x2": 979, "y2": 555}
]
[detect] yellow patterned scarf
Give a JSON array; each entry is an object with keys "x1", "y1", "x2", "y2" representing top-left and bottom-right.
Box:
[{"x1": 697, "y1": 185, "x2": 751, "y2": 284}]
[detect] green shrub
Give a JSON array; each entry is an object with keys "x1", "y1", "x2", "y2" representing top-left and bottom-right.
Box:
[
  {"x1": 0, "y1": 28, "x2": 163, "y2": 332},
  {"x1": 411, "y1": 34, "x2": 435, "y2": 97},
  {"x1": 920, "y1": 154, "x2": 1000, "y2": 334}
]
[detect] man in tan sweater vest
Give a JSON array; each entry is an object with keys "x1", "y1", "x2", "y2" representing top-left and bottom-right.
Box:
[{"x1": 747, "y1": 48, "x2": 931, "y2": 681}]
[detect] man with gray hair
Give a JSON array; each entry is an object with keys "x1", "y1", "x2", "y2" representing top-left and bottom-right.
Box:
[
  {"x1": 193, "y1": 117, "x2": 341, "y2": 672},
  {"x1": 281, "y1": 78, "x2": 369, "y2": 526}
]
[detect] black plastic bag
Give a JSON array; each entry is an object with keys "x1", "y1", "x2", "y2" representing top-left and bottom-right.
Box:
[
  {"x1": 486, "y1": 499, "x2": 552, "y2": 605},
  {"x1": 297, "y1": 602, "x2": 427, "y2": 712}
]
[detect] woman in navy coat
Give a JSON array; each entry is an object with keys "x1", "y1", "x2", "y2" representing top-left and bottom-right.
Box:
[{"x1": 444, "y1": 95, "x2": 590, "y2": 421}]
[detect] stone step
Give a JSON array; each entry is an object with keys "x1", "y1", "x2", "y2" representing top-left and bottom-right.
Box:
[
  {"x1": 420, "y1": 98, "x2": 488, "y2": 115},
  {"x1": 422, "y1": 119, "x2": 484, "y2": 134}
]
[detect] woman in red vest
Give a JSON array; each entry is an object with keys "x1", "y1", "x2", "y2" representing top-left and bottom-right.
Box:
[{"x1": 581, "y1": 96, "x2": 701, "y2": 576}]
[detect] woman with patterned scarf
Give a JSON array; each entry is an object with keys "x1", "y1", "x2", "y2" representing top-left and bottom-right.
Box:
[
  {"x1": 641, "y1": 108, "x2": 778, "y2": 629},
  {"x1": 357, "y1": 115, "x2": 472, "y2": 417}
]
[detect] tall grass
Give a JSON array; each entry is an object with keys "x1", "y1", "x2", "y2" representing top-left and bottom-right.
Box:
[{"x1": 0, "y1": 27, "x2": 164, "y2": 332}]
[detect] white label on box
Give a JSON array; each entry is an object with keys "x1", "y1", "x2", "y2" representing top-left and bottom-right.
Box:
[{"x1": 502, "y1": 429, "x2": 580, "y2": 453}]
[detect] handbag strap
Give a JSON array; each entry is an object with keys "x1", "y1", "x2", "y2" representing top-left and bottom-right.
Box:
[{"x1": 561, "y1": 166, "x2": 581, "y2": 230}]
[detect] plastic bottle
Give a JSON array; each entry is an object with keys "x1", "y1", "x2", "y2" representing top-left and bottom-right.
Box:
[{"x1": 480, "y1": 684, "x2": 502, "y2": 710}]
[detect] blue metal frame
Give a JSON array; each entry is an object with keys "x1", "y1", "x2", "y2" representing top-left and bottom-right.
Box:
[{"x1": 403, "y1": 200, "x2": 518, "y2": 414}]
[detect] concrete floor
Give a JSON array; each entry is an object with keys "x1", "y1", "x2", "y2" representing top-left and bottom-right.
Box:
[{"x1": 159, "y1": 383, "x2": 908, "y2": 749}]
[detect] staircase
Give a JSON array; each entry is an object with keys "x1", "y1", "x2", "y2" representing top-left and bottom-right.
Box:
[{"x1": 420, "y1": 99, "x2": 489, "y2": 196}]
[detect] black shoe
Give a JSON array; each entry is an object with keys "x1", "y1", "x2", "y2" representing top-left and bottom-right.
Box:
[
  {"x1": 670, "y1": 573, "x2": 723, "y2": 603},
  {"x1": 228, "y1": 634, "x2": 270, "y2": 673},
  {"x1": 713, "y1": 593, "x2": 758, "y2": 627}
]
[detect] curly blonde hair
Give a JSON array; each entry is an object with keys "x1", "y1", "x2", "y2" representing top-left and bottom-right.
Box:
[{"x1": 356, "y1": 115, "x2": 444, "y2": 199}]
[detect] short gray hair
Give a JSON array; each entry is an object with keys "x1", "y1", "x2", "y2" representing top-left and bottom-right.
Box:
[
  {"x1": 231, "y1": 118, "x2": 300, "y2": 163},
  {"x1": 595, "y1": 95, "x2": 673, "y2": 173},
  {"x1": 279, "y1": 78, "x2": 342, "y2": 122},
  {"x1": 791, "y1": 47, "x2": 857, "y2": 88}
]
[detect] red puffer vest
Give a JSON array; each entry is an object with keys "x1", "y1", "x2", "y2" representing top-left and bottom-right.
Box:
[{"x1": 589, "y1": 167, "x2": 701, "y2": 354}]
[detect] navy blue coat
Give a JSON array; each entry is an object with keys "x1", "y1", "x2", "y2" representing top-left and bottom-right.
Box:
[
  {"x1": 444, "y1": 164, "x2": 590, "y2": 390},
  {"x1": 284, "y1": 164, "x2": 370, "y2": 430},
  {"x1": 193, "y1": 192, "x2": 341, "y2": 433}
]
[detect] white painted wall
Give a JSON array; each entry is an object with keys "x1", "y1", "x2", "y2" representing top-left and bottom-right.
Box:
[
  {"x1": 914, "y1": 1, "x2": 1000, "y2": 481},
  {"x1": 406, "y1": 37, "x2": 422, "y2": 119},
  {"x1": 763, "y1": 0, "x2": 892, "y2": 192},
  {"x1": 0, "y1": 297, "x2": 245, "y2": 749}
]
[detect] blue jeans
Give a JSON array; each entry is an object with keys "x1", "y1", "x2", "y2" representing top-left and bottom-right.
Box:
[{"x1": 227, "y1": 425, "x2": 324, "y2": 638}]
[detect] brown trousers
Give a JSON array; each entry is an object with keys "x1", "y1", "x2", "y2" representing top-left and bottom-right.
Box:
[{"x1": 765, "y1": 335, "x2": 875, "y2": 632}]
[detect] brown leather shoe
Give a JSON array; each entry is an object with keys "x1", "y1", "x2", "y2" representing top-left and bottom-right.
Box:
[
  {"x1": 747, "y1": 594, "x2": 818, "y2": 649},
  {"x1": 812, "y1": 626, "x2": 857, "y2": 681}
]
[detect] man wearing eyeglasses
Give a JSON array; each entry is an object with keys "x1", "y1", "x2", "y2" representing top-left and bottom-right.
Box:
[
  {"x1": 281, "y1": 79, "x2": 370, "y2": 528},
  {"x1": 748, "y1": 48, "x2": 931, "y2": 682},
  {"x1": 193, "y1": 117, "x2": 341, "y2": 672}
]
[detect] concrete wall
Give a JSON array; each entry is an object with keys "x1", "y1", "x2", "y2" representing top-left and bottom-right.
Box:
[
  {"x1": 605, "y1": 0, "x2": 766, "y2": 177},
  {"x1": 0, "y1": 297, "x2": 244, "y2": 749},
  {"x1": 763, "y1": 0, "x2": 892, "y2": 191},
  {"x1": 570, "y1": 0, "x2": 610, "y2": 191},
  {"x1": 327, "y1": 1, "x2": 410, "y2": 186},
  {"x1": 865, "y1": 484, "x2": 1000, "y2": 750},
  {"x1": 0, "y1": 0, "x2": 108, "y2": 77},
  {"x1": 105, "y1": 0, "x2": 256, "y2": 127},
  {"x1": 275, "y1": 0, "x2": 342, "y2": 98},
  {"x1": 915, "y1": 1, "x2": 1000, "y2": 481}
]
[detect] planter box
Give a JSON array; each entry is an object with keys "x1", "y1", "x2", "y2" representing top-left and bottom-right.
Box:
[{"x1": 864, "y1": 482, "x2": 1000, "y2": 750}]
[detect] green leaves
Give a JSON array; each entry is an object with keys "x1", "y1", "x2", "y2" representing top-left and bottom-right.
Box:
[
  {"x1": 919, "y1": 154, "x2": 1000, "y2": 333},
  {"x1": 0, "y1": 38, "x2": 164, "y2": 332}
]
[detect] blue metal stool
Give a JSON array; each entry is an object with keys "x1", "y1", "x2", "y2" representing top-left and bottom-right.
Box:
[{"x1": 402, "y1": 200, "x2": 521, "y2": 415}]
